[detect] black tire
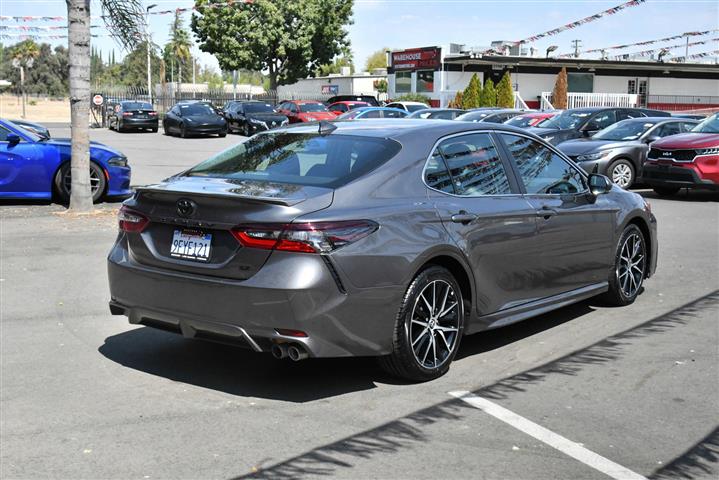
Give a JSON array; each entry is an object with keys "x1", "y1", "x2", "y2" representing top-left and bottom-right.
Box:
[
  {"x1": 151, "y1": 127, "x2": 158, "y2": 133},
  {"x1": 653, "y1": 186, "x2": 681, "y2": 196},
  {"x1": 378, "y1": 266, "x2": 466, "y2": 382},
  {"x1": 180, "y1": 124, "x2": 187, "y2": 138},
  {"x1": 117, "y1": 121, "x2": 125, "y2": 133},
  {"x1": 243, "y1": 123, "x2": 251, "y2": 137},
  {"x1": 608, "y1": 158, "x2": 635, "y2": 189},
  {"x1": 601, "y1": 224, "x2": 646, "y2": 307},
  {"x1": 218, "y1": 129, "x2": 227, "y2": 138},
  {"x1": 53, "y1": 161, "x2": 107, "y2": 204},
  {"x1": 163, "y1": 122, "x2": 171, "y2": 135}
]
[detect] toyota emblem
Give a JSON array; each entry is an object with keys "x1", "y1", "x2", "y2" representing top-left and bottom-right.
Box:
[{"x1": 176, "y1": 199, "x2": 196, "y2": 217}]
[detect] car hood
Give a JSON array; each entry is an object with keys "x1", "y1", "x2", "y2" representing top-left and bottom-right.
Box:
[
  {"x1": 184, "y1": 114, "x2": 226, "y2": 124},
  {"x1": 558, "y1": 138, "x2": 635, "y2": 155},
  {"x1": 526, "y1": 127, "x2": 579, "y2": 145},
  {"x1": 297, "y1": 111, "x2": 335, "y2": 121},
  {"x1": 246, "y1": 112, "x2": 288, "y2": 123},
  {"x1": 45, "y1": 138, "x2": 123, "y2": 157},
  {"x1": 651, "y1": 132, "x2": 719, "y2": 149}
]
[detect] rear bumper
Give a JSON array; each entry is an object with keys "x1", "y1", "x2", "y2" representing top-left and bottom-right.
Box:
[
  {"x1": 122, "y1": 118, "x2": 158, "y2": 128},
  {"x1": 107, "y1": 238, "x2": 403, "y2": 358},
  {"x1": 642, "y1": 162, "x2": 719, "y2": 190}
]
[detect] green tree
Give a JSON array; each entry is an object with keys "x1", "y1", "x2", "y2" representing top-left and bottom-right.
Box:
[
  {"x1": 365, "y1": 48, "x2": 388, "y2": 71},
  {"x1": 316, "y1": 55, "x2": 354, "y2": 76},
  {"x1": 191, "y1": 0, "x2": 354, "y2": 91},
  {"x1": 164, "y1": 11, "x2": 192, "y2": 84},
  {"x1": 0, "y1": 42, "x2": 68, "y2": 96},
  {"x1": 448, "y1": 91, "x2": 463, "y2": 109},
  {"x1": 480, "y1": 78, "x2": 496, "y2": 107},
  {"x1": 496, "y1": 71, "x2": 514, "y2": 108},
  {"x1": 551, "y1": 67, "x2": 568, "y2": 109},
  {"x1": 374, "y1": 78, "x2": 387, "y2": 94},
  {"x1": 462, "y1": 73, "x2": 481, "y2": 109}
]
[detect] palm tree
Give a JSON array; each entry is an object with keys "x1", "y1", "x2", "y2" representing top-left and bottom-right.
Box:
[
  {"x1": 11, "y1": 40, "x2": 40, "y2": 117},
  {"x1": 66, "y1": 0, "x2": 144, "y2": 213},
  {"x1": 165, "y1": 11, "x2": 192, "y2": 92}
]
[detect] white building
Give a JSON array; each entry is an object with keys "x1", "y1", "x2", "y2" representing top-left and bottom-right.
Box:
[
  {"x1": 277, "y1": 69, "x2": 387, "y2": 101},
  {"x1": 387, "y1": 45, "x2": 719, "y2": 111}
]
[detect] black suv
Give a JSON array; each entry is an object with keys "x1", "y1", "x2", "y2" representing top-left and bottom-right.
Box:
[
  {"x1": 527, "y1": 107, "x2": 670, "y2": 145},
  {"x1": 223, "y1": 101, "x2": 289, "y2": 136}
]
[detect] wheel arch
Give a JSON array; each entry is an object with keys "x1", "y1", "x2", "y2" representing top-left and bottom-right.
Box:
[
  {"x1": 625, "y1": 215, "x2": 652, "y2": 279},
  {"x1": 414, "y1": 253, "x2": 475, "y2": 322}
]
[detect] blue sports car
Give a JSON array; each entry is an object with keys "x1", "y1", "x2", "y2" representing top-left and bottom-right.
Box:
[
  {"x1": 0, "y1": 119, "x2": 132, "y2": 202},
  {"x1": 336, "y1": 107, "x2": 408, "y2": 120}
]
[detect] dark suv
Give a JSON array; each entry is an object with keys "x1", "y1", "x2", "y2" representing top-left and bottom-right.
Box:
[
  {"x1": 528, "y1": 107, "x2": 670, "y2": 145},
  {"x1": 222, "y1": 101, "x2": 288, "y2": 136}
]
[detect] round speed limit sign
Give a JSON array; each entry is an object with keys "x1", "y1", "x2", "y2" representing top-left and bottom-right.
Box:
[{"x1": 92, "y1": 94, "x2": 104, "y2": 106}]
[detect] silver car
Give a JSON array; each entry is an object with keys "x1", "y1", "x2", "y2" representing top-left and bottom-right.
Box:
[{"x1": 108, "y1": 119, "x2": 658, "y2": 381}]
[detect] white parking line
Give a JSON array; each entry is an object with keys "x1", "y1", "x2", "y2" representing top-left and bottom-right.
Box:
[{"x1": 449, "y1": 391, "x2": 648, "y2": 480}]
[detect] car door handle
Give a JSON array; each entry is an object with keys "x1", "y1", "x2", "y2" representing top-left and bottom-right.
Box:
[
  {"x1": 536, "y1": 206, "x2": 558, "y2": 219},
  {"x1": 450, "y1": 212, "x2": 477, "y2": 224}
]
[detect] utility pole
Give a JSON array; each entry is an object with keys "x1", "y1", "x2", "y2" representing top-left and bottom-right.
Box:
[
  {"x1": 12, "y1": 57, "x2": 33, "y2": 118},
  {"x1": 571, "y1": 39, "x2": 582, "y2": 58},
  {"x1": 146, "y1": 4, "x2": 157, "y2": 103},
  {"x1": 684, "y1": 37, "x2": 689, "y2": 63}
]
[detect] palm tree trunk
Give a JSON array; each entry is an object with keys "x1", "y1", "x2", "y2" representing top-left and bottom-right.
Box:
[{"x1": 66, "y1": 0, "x2": 93, "y2": 212}]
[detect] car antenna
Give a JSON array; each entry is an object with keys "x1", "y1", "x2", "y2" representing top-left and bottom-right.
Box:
[{"x1": 318, "y1": 120, "x2": 337, "y2": 136}]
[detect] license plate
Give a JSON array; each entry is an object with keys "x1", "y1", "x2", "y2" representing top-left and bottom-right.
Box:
[{"x1": 170, "y1": 229, "x2": 212, "y2": 262}]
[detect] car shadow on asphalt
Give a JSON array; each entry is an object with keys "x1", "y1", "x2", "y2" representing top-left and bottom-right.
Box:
[{"x1": 98, "y1": 298, "x2": 602, "y2": 402}]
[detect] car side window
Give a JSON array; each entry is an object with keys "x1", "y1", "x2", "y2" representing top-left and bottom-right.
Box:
[
  {"x1": 363, "y1": 110, "x2": 381, "y2": 118},
  {"x1": 586, "y1": 111, "x2": 616, "y2": 131},
  {"x1": 425, "y1": 133, "x2": 513, "y2": 196},
  {"x1": 289, "y1": 104, "x2": 298, "y2": 113},
  {"x1": 0, "y1": 125, "x2": 13, "y2": 142},
  {"x1": 679, "y1": 122, "x2": 697, "y2": 132},
  {"x1": 655, "y1": 122, "x2": 681, "y2": 137},
  {"x1": 617, "y1": 109, "x2": 642, "y2": 121},
  {"x1": 384, "y1": 110, "x2": 404, "y2": 118},
  {"x1": 500, "y1": 134, "x2": 586, "y2": 195},
  {"x1": 331, "y1": 104, "x2": 347, "y2": 113}
]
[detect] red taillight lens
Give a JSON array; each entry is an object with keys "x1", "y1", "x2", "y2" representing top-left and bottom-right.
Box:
[
  {"x1": 149, "y1": 111, "x2": 158, "y2": 116},
  {"x1": 122, "y1": 112, "x2": 133, "y2": 117},
  {"x1": 231, "y1": 221, "x2": 378, "y2": 254},
  {"x1": 118, "y1": 206, "x2": 149, "y2": 233}
]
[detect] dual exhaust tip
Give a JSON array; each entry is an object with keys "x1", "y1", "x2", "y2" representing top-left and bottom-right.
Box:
[{"x1": 271, "y1": 342, "x2": 309, "y2": 362}]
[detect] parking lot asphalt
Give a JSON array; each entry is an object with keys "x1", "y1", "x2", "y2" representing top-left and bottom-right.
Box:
[{"x1": 1, "y1": 127, "x2": 718, "y2": 479}]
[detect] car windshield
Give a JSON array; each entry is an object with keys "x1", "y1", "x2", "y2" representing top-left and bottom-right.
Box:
[
  {"x1": 184, "y1": 132, "x2": 402, "y2": 188},
  {"x1": 299, "y1": 103, "x2": 328, "y2": 113},
  {"x1": 179, "y1": 104, "x2": 216, "y2": 116},
  {"x1": 505, "y1": 115, "x2": 535, "y2": 128},
  {"x1": 593, "y1": 120, "x2": 656, "y2": 141},
  {"x1": 123, "y1": 102, "x2": 152, "y2": 110},
  {"x1": 243, "y1": 103, "x2": 275, "y2": 113},
  {"x1": 405, "y1": 104, "x2": 427, "y2": 113},
  {"x1": 347, "y1": 103, "x2": 368, "y2": 110},
  {"x1": 6, "y1": 120, "x2": 42, "y2": 142},
  {"x1": 541, "y1": 111, "x2": 592, "y2": 130},
  {"x1": 455, "y1": 111, "x2": 491, "y2": 122},
  {"x1": 691, "y1": 114, "x2": 719, "y2": 133},
  {"x1": 337, "y1": 110, "x2": 362, "y2": 120}
]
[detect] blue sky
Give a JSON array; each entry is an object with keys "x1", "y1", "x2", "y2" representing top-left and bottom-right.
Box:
[{"x1": 2, "y1": 0, "x2": 718, "y2": 72}]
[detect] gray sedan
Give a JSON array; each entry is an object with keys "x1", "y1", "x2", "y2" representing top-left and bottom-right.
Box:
[
  {"x1": 108, "y1": 120, "x2": 657, "y2": 381},
  {"x1": 558, "y1": 117, "x2": 699, "y2": 188}
]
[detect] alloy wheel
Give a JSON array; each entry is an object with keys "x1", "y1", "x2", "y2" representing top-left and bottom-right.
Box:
[
  {"x1": 408, "y1": 279, "x2": 460, "y2": 369},
  {"x1": 62, "y1": 166, "x2": 101, "y2": 196},
  {"x1": 612, "y1": 163, "x2": 633, "y2": 188},
  {"x1": 617, "y1": 232, "x2": 645, "y2": 297}
]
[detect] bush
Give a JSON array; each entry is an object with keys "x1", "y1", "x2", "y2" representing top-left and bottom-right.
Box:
[
  {"x1": 462, "y1": 73, "x2": 481, "y2": 109},
  {"x1": 496, "y1": 72, "x2": 514, "y2": 108},
  {"x1": 480, "y1": 78, "x2": 496, "y2": 107},
  {"x1": 552, "y1": 67, "x2": 568, "y2": 109},
  {"x1": 448, "y1": 91, "x2": 463, "y2": 109},
  {"x1": 394, "y1": 93, "x2": 430, "y2": 105},
  {"x1": 28, "y1": 99, "x2": 38, "y2": 106}
]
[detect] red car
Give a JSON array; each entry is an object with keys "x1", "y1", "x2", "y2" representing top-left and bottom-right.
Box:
[
  {"x1": 327, "y1": 101, "x2": 370, "y2": 116},
  {"x1": 643, "y1": 112, "x2": 719, "y2": 195},
  {"x1": 276, "y1": 100, "x2": 336, "y2": 123},
  {"x1": 504, "y1": 111, "x2": 559, "y2": 128}
]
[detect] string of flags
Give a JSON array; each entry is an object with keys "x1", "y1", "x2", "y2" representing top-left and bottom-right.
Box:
[
  {"x1": 583, "y1": 29, "x2": 719, "y2": 53},
  {"x1": 0, "y1": 34, "x2": 109, "y2": 40},
  {"x1": 671, "y1": 49, "x2": 719, "y2": 62},
  {"x1": 0, "y1": 0, "x2": 253, "y2": 22},
  {"x1": 614, "y1": 37, "x2": 719, "y2": 59},
  {"x1": 0, "y1": 25, "x2": 103, "y2": 31}
]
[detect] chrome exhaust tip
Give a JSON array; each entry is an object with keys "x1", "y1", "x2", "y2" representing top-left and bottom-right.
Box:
[
  {"x1": 271, "y1": 343, "x2": 288, "y2": 360},
  {"x1": 287, "y1": 344, "x2": 309, "y2": 362}
]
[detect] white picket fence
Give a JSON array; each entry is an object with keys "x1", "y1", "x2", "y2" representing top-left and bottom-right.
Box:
[{"x1": 541, "y1": 92, "x2": 639, "y2": 110}]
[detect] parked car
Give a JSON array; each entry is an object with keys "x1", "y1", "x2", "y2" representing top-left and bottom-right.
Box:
[
  {"x1": 527, "y1": 107, "x2": 671, "y2": 145},
  {"x1": 108, "y1": 100, "x2": 159, "y2": 133},
  {"x1": 455, "y1": 108, "x2": 527, "y2": 124},
  {"x1": 176, "y1": 99, "x2": 223, "y2": 115},
  {"x1": 107, "y1": 119, "x2": 657, "y2": 381},
  {"x1": 222, "y1": 100, "x2": 288, "y2": 136},
  {"x1": 671, "y1": 113, "x2": 706, "y2": 120},
  {"x1": 336, "y1": 107, "x2": 408, "y2": 120},
  {"x1": 642, "y1": 112, "x2": 719, "y2": 195},
  {"x1": 557, "y1": 117, "x2": 699, "y2": 188},
  {"x1": 10, "y1": 118, "x2": 51, "y2": 138},
  {"x1": 0, "y1": 118, "x2": 131, "y2": 202},
  {"x1": 327, "y1": 101, "x2": 370, "y2": 116},
  {"x1": 276, "y1": 100, "x2": 336, "y2": 123},
  {"x1": 327, "y1": 94, "x2": 380, "y2": 107},
  {"x1": 504, "y1": 111, "x2": 559, "y2": 128},
  {"x1": 385, "y1": 101, "x2": 429, "y2": 113},
  {"x1": 163, "y1": 102, "x2": 227, "y2": 138},
  {"x1": 407, "y1": 108, "x2": 467, "y2": 120}
]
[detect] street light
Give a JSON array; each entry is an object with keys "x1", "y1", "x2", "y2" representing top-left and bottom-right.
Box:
[
  {"x1": 12, "y1": 56, "x2": 34, "y2": 119},
  {"x1": 545, "y1": 45, "x2": 559, "y2": 58},
  {"x1": 146, "y1": 4, "x2": 157, "y2": 103}
]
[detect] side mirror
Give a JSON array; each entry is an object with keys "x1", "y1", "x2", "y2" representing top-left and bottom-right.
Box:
[
  {"x1": 588, "y1": 173, "x2": 612, "y2": 196},
  {"x1": 644, "y1": 135, "x2": 660, "y2": 144},
  {"x1": 6, "y1": 133, "x2": 20, "y2": 146}
]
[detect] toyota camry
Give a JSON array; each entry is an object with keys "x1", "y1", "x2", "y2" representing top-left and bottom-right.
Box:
[{"x1": 108, "y1": 120, "x2": 657, "y2": 381}]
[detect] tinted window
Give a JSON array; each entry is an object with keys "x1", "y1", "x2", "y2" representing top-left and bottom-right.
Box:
[
  {"x1": 692, "y1": 114, "x2": 719, "y2": 133},
  {"x1": 179, "y1": 104, "x2": 216, "y2": 116},
  {"x1": 122, "y1": 102, "x2": 152, "y2": 110},
  {"x1": 383, "y1": 110, "x2": 406, "y2": 118},
  {"x1": 585, "y1": 111, "x2": 616, "y2": 131},
  {"x1": 299, "y1": 103, "x2": 328, "y2": 113},
  {"x1": 288, "y1": 104, "x2": 298, "y2": 113},
  {"x1": 243, "y1": 103, "x2": 274, "y2": 113},
  {"x1": 617, "y1": 109, "x2": 643, "y2": 121},
  {"x1": 426, "y1": 133, "x2": 512, "y2": 196},
  {"x1": 594, "y1": 120, "x2": 656, "y2": 141},
  {"x1": 363, "y1": 110, "x2": 381, "y2": 118},
  {"x1": 0, "y1": 125, "x2": 13, "y2": 141},
  {"x1": 541, "y1": 110, "x2": 592, "y2": 130},
  {"x1": 185, "y1": 133, "x2": 402, "y2": 188},
  {"x1": 330, "y1": 104, "x2": 347, "y2": 113},
  {"x1": 679, "y1": 122, "x2": 698, "y2": 132},
  {"x1": 655, "y1": 122, "x2": 682, "y2": 137},
  {"x1": 505, "y1": 115, "x2": 534, "y2": 128},
  {"x1": 429, "y1": 110, "x2": 457, "y2": 120},
  {"x1": 406, "y1": 104, "x2": 427, "y2": 113},
  {"x1": 500, "y1": 134, "x2": 586, "y2": 195}
]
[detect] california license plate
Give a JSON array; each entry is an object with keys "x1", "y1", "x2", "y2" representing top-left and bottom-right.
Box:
[{"x1": 170, "y1": 229, "x2": 212, "y2": 262}]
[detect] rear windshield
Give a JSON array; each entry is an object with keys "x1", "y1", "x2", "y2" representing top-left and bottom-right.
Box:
[
  {"x1": 185, "y1": 132, "x2": 402, "y2": 188},
  {"x1": 123, "y1": 102, "x2": 153, "y2": 110},
  {"x1": 243, "y1": 103, "x2": 275, "y2": 113},
  {"x1": 299, "y1": 103, "x2": 328, "y2": 113}
]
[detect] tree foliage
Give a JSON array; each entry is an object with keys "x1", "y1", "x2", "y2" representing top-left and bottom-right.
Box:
[
  {"x1": 447, "y1": 91, "x2": 463, "y2": 109},
  {"x1": 462, "y1": 73, "x2": 481, "y2": 109},
  {"x1": 496, "y1": 71, "x2": 514, "y2": 108},
  {"x1": 164, "y1": 11, "x2": 193, "y2": 83},
  {"x1": 394, "y1": 93, "x2": 430, "y2": 105},
  {"x1": 0, "y1": 41, "x2": 68, "y2": 95},
  {"x1": 316, "y1": 56, "x2": 354, "y2": 76},
  {"x1": 191, "y1": 0, "x2": 353, "y2": 90},
  {"x1": 479, "y1": 78, "x2": 496, "y2": 107},
  {"x1": 551, "y1": 67, "x2": 568, "y2": 109},
  {"x1": 365, "y1": 48, "x2": 388, "y2": 71}
]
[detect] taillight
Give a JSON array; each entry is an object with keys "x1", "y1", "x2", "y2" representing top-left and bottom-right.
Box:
[
  {"x1": 231, "y1": 221, "x2": 378, "y2": 253},
  {"x1": 122, "y1": 112, "x2": 133, "y2": 117},
  {"x1": 118, "y1": 206, "x2": 149, "y2": 233},
  {"x1": 149, "y1": 111, "x2": 158, "y2": 116}
]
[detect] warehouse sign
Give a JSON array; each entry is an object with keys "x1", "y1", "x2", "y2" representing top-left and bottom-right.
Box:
[{"x1": 391, "y1": 47, "x2": 441, "y2": 71}]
